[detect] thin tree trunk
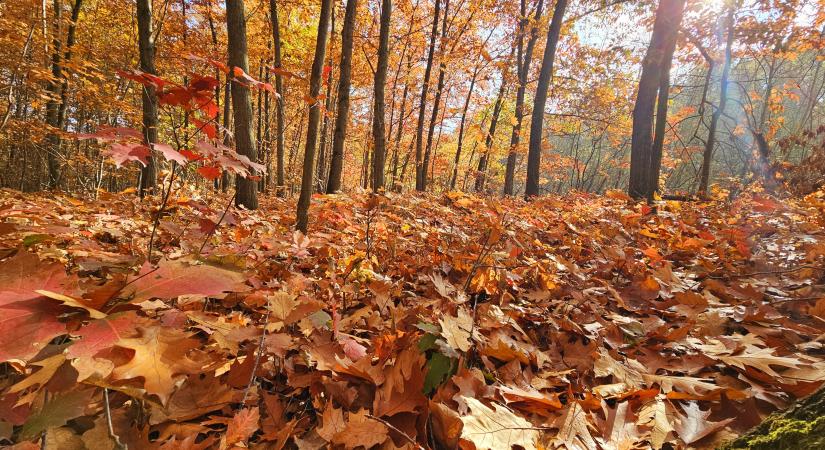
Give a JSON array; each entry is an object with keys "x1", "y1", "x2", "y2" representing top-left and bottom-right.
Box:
[
  {"x1": 422, "y1": 0, "x2": 450, "y2": 190},
  {"x1": 317, "y1": 10, "x2": 336, "y2": 192},
  {"x1": 45, "y1": 0, "x2": 64, "y2": 189},
  {"x1": 525, "y1": 0, "x2": 567, "y2": 199},
  {"x1": 372, "y1": 0, "x2": 392, "y2": 191},
  {"x1": 296, "y1": 0, "x2": 333, "y2": 231},
  {"x1": 648, "y1": 1, "x2": 684, "y2": 201},
  {"x1": 136, "y1": 0, "x2": 159, "y2": 197},
  {"x1": 504, "y1": 0, "x2": 544, "y2": 196},
  {"x1": 698, "y1": 3, "x2": 736, "y2": 197},
  {"x1": 227, "y1": 0, "x2": 258, "y2": 209},
  {"x1": 327, "y1": 0, "x2": 357, "y2": 193},
  {"x1": 55, "y1": 0, "x2": 83, "y2": 134},
  {"x1": 414, "y1": 0, "x2": 441, "y2": 191},
  {"x1": 269, "y1": 0, "x2": 287, "y2": 196},
  {"x1": 391, "y1": 57, "x2": 412, "y2": 189},
  {"x1": 450, "y1": 66, "x2": 479, "y2": 190},
  {"x1": 475, "y1": 76, "x2": 507, "y2": 192},
  {"x1": 628, "y1": 0, "x2": 685, "y2": 200}
]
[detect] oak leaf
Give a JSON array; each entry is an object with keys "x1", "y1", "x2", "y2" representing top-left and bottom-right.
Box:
[{"x1": 459, "y1": 396, "x2": 539, "y2": 450}]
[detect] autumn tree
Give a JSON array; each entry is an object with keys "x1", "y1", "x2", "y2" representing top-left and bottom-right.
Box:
[
  {"x1": 372, "y1": 0, "x2": 392, "y2": 191},
  {"x1": 504, "y1": 0, "x2": 544, "y2": 196},
  {"x1": 296, "y1": 0, "x2": 333, "y2": 231},
  {"x1": 414, "y1": 0, "x2": 441, "y2": 192},
  {"x1": 525, "y1": 0, "x2": 567, "y2": 199},
  {"x1": 327, "y1": 0, "x2": 357, "y2": 193},
  {"x1": 269, "y1": 0, "x2": 286, "y2": 196},
  {"x1": 627, "y1": 0, "x2": 686, "y2": 201},
  {"x1": 697, "y1": 2, "x2": 737, "y2": 197},
  {"x1": 136, "y1": 0, "x2": 158, "y2": 197}
]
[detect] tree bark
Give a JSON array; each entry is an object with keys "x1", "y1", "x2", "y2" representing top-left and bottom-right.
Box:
[
  {"x1": 422, "y1": 0, "x2": 450, "y2": 191},
  {"x1": 136, "y1": 0, "x2": 159, "y2": 197},
  {"x1": 628, "y1": 0, "x2": 685, "y2": 200},
  {"x1": 296, "y1": 0, "x2": 333, "y2": 231},
  {"x1": 524, "y1": 0, "x2": 567, "y2": 199},
  {"x1": 504, "y1": 0, "x2": 544, "y2": 196},
  {"x1": 327, "y1": 0, "x2": 357, "y2": 193},
  {"x1": 475, "y1": 75, "x2": 507, "y2": 192},
  {"x1": 317, "y1": 10, "x2": 336, "y2": 192},
  {"x1": 698, "y1": 3, "x2": 736, "y2": 197},
  {"x1": 414, "y1": 0, "x2": 441, "y2": 191},
  {"x1": 648, "y1": 3, "x2": 683, "y2": 202},
  {"x1": 226, "y1": 0, "x2": 258, "y2": 209},
  {"x1": 450, "y1": 66, "x2": 479, "y2": 190},
  {"x1": 45, "y1": 0, "x2": 63, "y2": 190},
  {"x1": 372, "y1": 0, "x2": 392, "y2": 191},
  {"x1": 269, "y1": 0, "x2": 287, "y2": 196}
]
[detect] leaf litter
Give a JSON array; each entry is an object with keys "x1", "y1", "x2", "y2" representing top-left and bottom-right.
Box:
[{"x1": 0, "y1": 187, "x2": 824, "y2": 449}]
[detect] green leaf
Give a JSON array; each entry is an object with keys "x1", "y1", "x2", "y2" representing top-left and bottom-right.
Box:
[
  {"x1": 19, "y1": 389, "x2": 95, "y2": 441},
  {"x1": 423, "y1": 352, "x2": 455, "y2": 395}
]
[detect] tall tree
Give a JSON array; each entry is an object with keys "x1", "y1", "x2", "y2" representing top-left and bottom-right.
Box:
[
  {"x1": 317, "y1": 11, "x2": 336, "y2": 192},
  {"x1": 475, "y1": 76, "x2": 508, "y2": 192},
  {"x1": 525, "y1": 0, "x2": 567, "y2": 199},
  {"x1": 226, "y1": 0, "x2": 258, "y2": 209},
  {"x1": 414, "y1": 0, "x2": 441, "y2": 191},
  {"x1": 372, "y1": 0, "x2": 392, "y2": 191},
  {"x1": 269, "y1": 0, "x2": 286, "y2": 196},
  {"x1": 45, "y1": 0, "x2": 64, "y2": 189},
  {"x1": 421, "y1": 0, "x2": 450, "y2": 190},
  {"x1": 627, "y1": 0, "x2": 686, "y2": 200},
  {"x1": 327, "y1": 0, "x2": 358, "y2": 193},
  {"x1": 136, "y1": 0, "x2": 159, "y2": 197},
  {"x1": 296, "y1": 0, "x2": 333, "y2": 231},
  {"x1": 504, "y1": 0, "x2": 544, "y2": 196},
  {"x1": 697, "y1": 3, "x2": 736, "y2": 197}
]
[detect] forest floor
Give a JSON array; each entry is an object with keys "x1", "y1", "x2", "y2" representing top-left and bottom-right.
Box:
[{"x1": 1, "y1": 186, "x2": 824, "y2": 449}]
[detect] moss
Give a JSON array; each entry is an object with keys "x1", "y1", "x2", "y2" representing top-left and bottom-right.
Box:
[{"x1": 719, "y1": 388, "x2": 825, "y2": 450}]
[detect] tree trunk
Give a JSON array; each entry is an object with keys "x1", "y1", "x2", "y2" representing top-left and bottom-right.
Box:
[
  {"x1": 475, "y1": 76, "x2": 507, "y2": 192},
  {"x1": 647, "y1": 3, "x2": 683, "y2": 202},
  {"x1": 296, "y1": 0, "x2": 333, "y2": 231},
  {"x1": 269, "y1": 0, "x2": 287, "y2": 196},
  {"x1": 136, "y1": 0, "x2": 159, "y2": 198},
  {"x1": 698, "y1": 3, "x2": 736, "y2": 197},
  {"x1": 422, "y1": 0, "x2": 450, "y2": 191},
  {"x1": 450, "y1": 66, "x2": 479, "y2": 190},
  {"x1": 628, "y1": 0, "x2": 685, "y2": 200},
  {"x1": 45, "y1": 0, "x2": 63, "y2": 190},
  {"x1": 504, "y1": 0, "x2": 544, "y2": 196},
  {"x1": 414, "y1": 0, "x2": 441, "y2": 191},
  {"x1": 226, "y1": 0, "x2": 258, "y2": 209},
  {"x1": 326, "y1": 0, "x2": 357, "y2": 193},
  {"x1": 372, "y1": 0, "x2": 392, "y2": 191},
  {"x1": 524, "y1": 0, "x2": 567, "y2": 199},
  {"x1": 317, "y1": 10, "x2": 336, "y2": 192}
]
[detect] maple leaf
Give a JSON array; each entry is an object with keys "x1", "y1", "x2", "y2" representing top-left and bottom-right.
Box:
[
  {"x1": 459, "y1": 396, "x2": 539, "y2": 450},
  {"x1": 66, "y1": 312, "x2": 142, "y2": 359},
  {"x1": 672, "y1": 401, "x2": 733, "y2": 444},
  {"x1": 152, "y1": 143, "x2": 188, "y2": 165},
  {"x1": 125, "y1": 259, "x2": 247, "y2": 303},
  {"x1": 111, "y1": 326, "x2": 203, "y2": 404}
]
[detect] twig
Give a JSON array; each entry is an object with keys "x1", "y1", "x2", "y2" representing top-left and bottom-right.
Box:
[
  {"x1": 146, "y1": 162, "x2": 177, "y2": 263},
  {"x1": 242, "y1": 310, "x2": 271, "y2": 405},
  {"x1": 765, "y1": 294, "x2": 823, "y2": 304},
  {"x1": 365, "y1": 414, "x2": 425, "y2": 450},
  {"x1": 104, "y1": 388, "x2": 127, "y2": 450},
  {"x1": 197, "y1": 192, "x2": 237, "y2": 255}
]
